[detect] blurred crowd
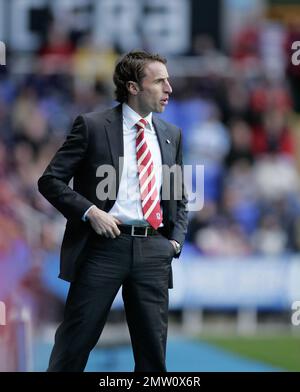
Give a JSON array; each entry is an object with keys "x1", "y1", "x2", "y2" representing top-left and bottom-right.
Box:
[{"x1": 1, "y1": 16, "x2": 300, "y2": 314}]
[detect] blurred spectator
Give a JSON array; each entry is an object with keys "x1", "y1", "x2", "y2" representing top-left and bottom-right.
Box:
[
  {"x1": 186, "y1": 201, "x2": 218, "y2": 243},
  {"x1": 0, "y1": 139, "x2": 9, "y2": 177},
  {"x1": 252, "y1": 110, "x2": 294, "y2": 157},
  {"x1": 225, "y1": 119, "x2": 254, "y2": 167},
  {"x1": 188, "y1": 105, "x2": 230, "y2": 165},
  {"x1": 221, "y1": 78, "x2": 251, "y2": 124},
  {"x1": 187, "y1": 106, "x2": 230, "y2": 202},
  {"x1": 254, "y1": 154, "x2": 299, "y2": 201},
  {"x1": 252, "y1": 212, "x2": 288, "y2": 256},
  {"x1": 38, "y1": 24, "x2": 75, "y2": 75},
  {"x1": 194, "y1": 218, "x2": 251, "y2": 257},
  {"x1": 250, "y1": 81, "x2": 292, "y2": 122},
  {"x1": 221, "y1": 161, "x2": 260, "y2": 235},
  {"x1": 73, "y1": 34, "x2": 118, "y2": 88},
  {"x1": 231, "y1": 21, "x2": 261, "y2": 63}
]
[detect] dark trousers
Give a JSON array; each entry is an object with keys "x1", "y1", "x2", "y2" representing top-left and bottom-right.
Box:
[{"x1": 47, "y1": 231, "x2": 174, "y2": 372}]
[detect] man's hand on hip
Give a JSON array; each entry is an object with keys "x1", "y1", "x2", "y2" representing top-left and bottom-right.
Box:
[
  {"x1": 86, "y1": 206, "x2": 122, "y2": 238},
  {"x1": 169, "y1": 239, "x2": 180, "y2": 254}
]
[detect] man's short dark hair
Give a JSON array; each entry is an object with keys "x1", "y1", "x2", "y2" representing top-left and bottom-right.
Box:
[{"x1": 113, "y1": 50, "x2": 167, "y2": 103}]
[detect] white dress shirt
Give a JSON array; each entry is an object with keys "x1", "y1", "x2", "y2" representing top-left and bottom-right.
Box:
[{"x1": 83, "y1": 103, "x2": 163, "y2": 226}]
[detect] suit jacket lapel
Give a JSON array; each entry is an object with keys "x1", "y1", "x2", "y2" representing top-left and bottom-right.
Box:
[
  {"x1": 104, "y1": 104, "x2": 124, "y2": 168},
  {"x1": 153, "y1": 115, "x2": 174, "y2": 222},
  {"x1": 152, "y1": 115, "x2": 172, "y2": 168},
  {"x1": 104, "y1": 104, "x2": 124, "y2": 197}
]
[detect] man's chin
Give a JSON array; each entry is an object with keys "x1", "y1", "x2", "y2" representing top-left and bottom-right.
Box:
[
  {"x1": 156, "y1": 105, "x2": 165, "y2": 113},
  {"x1": 151, "y1": 103, "x2": 165, "y2": 113}
]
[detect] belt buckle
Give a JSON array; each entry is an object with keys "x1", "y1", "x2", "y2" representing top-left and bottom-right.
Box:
[{"x1": 131, "y1": 226, "x2": 148, "y2": 237}]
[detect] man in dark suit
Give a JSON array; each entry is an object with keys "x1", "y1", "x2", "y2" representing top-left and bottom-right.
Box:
[{"x1": 38, "y1": 50, "x2": 188, "y2": 372}]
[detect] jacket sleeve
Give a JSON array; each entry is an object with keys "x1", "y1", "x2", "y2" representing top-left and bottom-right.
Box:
[
  {"x1": 37, "y1": 115, "x2": 94, "y2": 220},
  {"x1": 170, "y1": 129, "x2": 188, "y2": 258}
]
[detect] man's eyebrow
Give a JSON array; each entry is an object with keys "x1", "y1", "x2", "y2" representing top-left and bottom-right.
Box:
[{"x1": 153, "y1": 76, "x2": 169, "y2": 82}]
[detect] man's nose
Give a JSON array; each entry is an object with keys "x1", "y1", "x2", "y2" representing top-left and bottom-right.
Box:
[{"x1": 164, "y1": 81, "x2": 172, "y2": 94}]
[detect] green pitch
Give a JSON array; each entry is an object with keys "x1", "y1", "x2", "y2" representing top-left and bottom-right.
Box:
[{"x1": 199, "y1": 335, "x2": 300, "y2": 371}]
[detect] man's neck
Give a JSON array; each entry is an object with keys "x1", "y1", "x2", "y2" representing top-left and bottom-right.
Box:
[{"x1": 125, "y1": 102, "x2": 151, "y2": 118}]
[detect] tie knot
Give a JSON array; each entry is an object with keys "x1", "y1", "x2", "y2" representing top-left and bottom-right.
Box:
[{"x1": 136, "y1": 118, "x2": 147, "y2": 130}]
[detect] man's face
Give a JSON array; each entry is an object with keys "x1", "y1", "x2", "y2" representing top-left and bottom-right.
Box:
[{"x1": 130, "y1": 61, "x2": 172, "y2": 116}]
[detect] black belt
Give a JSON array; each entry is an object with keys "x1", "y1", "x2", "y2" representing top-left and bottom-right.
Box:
[{"x1": 118, "y1": 224, "x2": 161, "y2": 237}]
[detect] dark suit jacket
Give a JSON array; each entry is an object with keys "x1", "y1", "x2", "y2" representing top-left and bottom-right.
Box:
[{"x1": 38, "y1": 104, "x2": 188, "y2": 284}]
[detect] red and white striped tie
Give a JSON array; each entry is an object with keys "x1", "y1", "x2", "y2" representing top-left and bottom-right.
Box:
[{"x1": 136, "y1": 118, "x2": 163, "y2": 229}]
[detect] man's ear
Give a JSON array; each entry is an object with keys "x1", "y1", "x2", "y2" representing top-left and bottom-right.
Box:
[{"x1": 127, "y1": 81, "x2": 140, "y2": 96}]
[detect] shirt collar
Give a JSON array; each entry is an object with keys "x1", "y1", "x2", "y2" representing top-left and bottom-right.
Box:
[{"x1": 122, "y1": 103, "x2": 153, "y2": 132}]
